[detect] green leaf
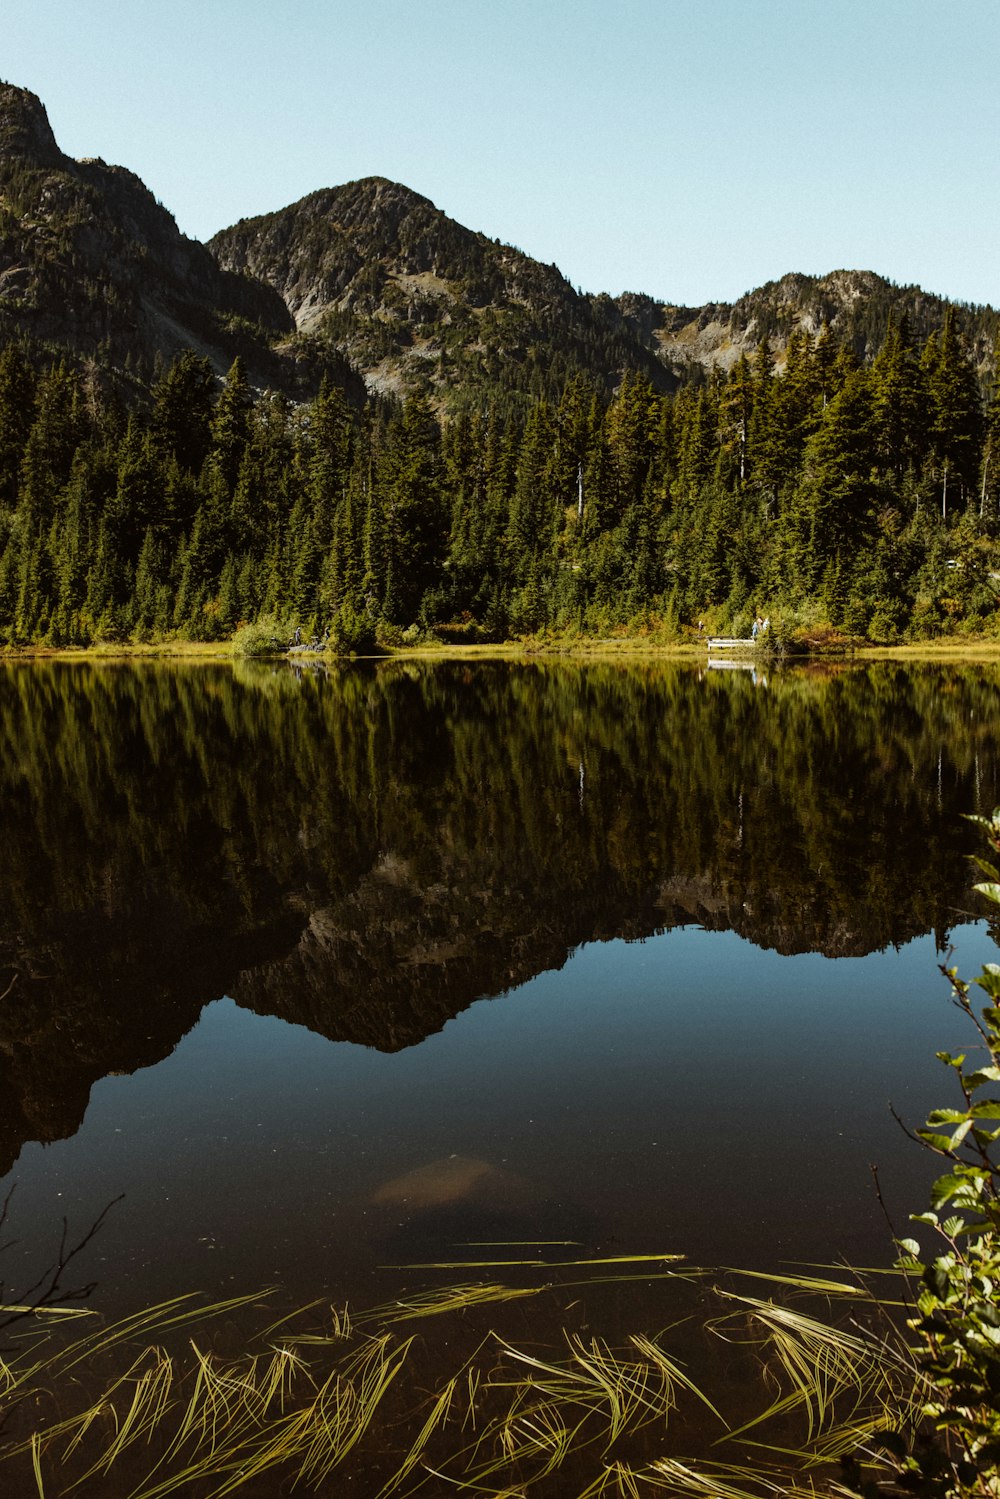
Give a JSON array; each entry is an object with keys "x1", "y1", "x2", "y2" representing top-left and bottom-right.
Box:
[
  {"x1": 926, "y1": 1108, "x2": 971, "y2": 1125},
  {"x1": 973, "y1": 881, "x2": 1000, "y2": 906},
  {"x1": 964, "y1": 1067, "x2": 1000, "y2": 1087},
  {"x1": 898, "y1": 1237, "x2": 921, "y2": 1256},
  {"x1": 970, "y1": 1097, "x2": 1000, "y2": 1117},
  {"x1": 929, "y1": 1175, "x2": 983, "y2": 1211},
  {"x1": 963, "y1": 813, "x2": 999, "y2": 831},
  {"x1": 919, "y1": 1131, "x2": 958, "y2": 1152},
  {"x1": 931, "y1": 1173, "x2": 966, "y2": 1208},
  {"x1": 936, "y1": 1052, "x2": 967, "y2": 1068}
]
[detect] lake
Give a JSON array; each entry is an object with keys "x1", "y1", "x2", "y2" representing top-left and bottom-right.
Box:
[{"x1": 0, "y1": 656, "x2": 997, "y2": 1355}]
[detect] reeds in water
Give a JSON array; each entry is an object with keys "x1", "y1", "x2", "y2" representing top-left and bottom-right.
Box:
[{"x1": 0, "y1": 1264, "x2": 916, "y2": 1498}]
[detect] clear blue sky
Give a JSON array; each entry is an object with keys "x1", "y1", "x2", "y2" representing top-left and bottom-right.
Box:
[{"x1": 4, "y1": 0, "x2": 999, "y2": 309}]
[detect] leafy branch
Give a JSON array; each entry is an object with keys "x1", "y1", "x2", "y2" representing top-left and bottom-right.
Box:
[{"x1": 882, "y1": 810, "x2": 1000, "y2": 1499}]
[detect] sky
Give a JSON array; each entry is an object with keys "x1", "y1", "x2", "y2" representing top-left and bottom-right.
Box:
[{"x1": 4, "y1": 0, "x2": 999, "y2": 309}]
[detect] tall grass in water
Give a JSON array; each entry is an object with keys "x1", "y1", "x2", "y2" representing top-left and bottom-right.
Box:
[{"x1": 0, "y1": 1263, "x2": 917, "y2": 1498}]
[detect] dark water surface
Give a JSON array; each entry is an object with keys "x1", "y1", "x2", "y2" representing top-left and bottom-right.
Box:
[{"x1": 1, "y1": 656, "x2": 999, "y2": 1323}]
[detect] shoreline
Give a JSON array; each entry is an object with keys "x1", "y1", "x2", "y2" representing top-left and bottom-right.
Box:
[{"x1": 4, "y1": 635, "x2": 1000, "y2": 664}]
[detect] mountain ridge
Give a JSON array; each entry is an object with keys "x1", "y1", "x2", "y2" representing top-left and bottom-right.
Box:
[
  {"x1": 208, "y1": 174, "x2": 675, "y2": 401},
  {"x1": 0, "y1": 82, "x2": 363, "y2": 399},
  {"x1": 210, "y1": 179, "x2": 1000, "y2": 401},
  {"x1": 1, "y1": 80, "x2": 997, "y2": 407}
]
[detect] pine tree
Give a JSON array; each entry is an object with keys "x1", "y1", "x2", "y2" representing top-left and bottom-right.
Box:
[
  {"x1": 870, "y1": 313, "x2": 926, "y2": 482},
  {"x1": 0, "y1": 341, "x2": 36, "y2": 511},
  {"x1": 800, "y1": 366, "x2": 877, "y2": 578},
  {"x1": 922, "y1": 311, "x2": 982, "y2": 519},
  {"x1": 210, "y1": 357, "x2": 253, "y2": 496},
  {"x1": 979, "y1": 350, "x2": 1000, "y2": 525},
  {"x1": 507, "y1": 399, "x2": 557, "y2": 584},
  {"x1": 18, "y1": 361, "x2": 85, "y2": 533},
  {"x1": 374, "y1": 394, "x2": 446, "y2": 623},
  {"x1": 150, "y1": 350, "x2": 215, "y2": 477}
]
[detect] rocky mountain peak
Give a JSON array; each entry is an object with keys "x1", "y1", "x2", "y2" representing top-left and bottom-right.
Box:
[
  {"x1": 0, "y1": 81, "x2": 62, "y2": 169},
  {"x1": 0, "y1": 81, "x2": 341, "y2": 392},
  {"x1": 2, "y1": 80, "x2": 997, "y2": 406}
]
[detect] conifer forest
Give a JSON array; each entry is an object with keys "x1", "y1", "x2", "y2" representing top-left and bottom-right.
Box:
[{"x1": 2, "y1": 308, "x2": 999, "y2": 650}]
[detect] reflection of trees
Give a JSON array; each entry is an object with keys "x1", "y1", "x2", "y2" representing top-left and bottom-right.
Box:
[{"x1": 0, "y1": 657, "x2": 999, "y2": 1167}]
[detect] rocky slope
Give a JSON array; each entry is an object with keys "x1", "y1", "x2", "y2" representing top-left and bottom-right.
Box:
[
  {"x1": 0, "y1": 82, "x2": 361, "y2": 396},
  {"x1": 600, "y1": 269, "x2": 1000, "y2": 379},
  {"x1": 1, "y1": 79, "x2": 998, "y2": 405},
  {"x1": 208, "y1": 177, "x2": 674, "y2": 402},
  {"x1": 209, "y1": 182, "x2": 1000, "y2": 400}
]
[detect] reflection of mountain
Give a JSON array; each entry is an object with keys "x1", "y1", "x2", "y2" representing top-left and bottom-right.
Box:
[
  {"x1": 1, "y1": 657, "x2": 999, "y2": 1170},
  {"x1": 230, "y1": 849, "x2": 669, "y2": 1051},
  {"x1": 0, "y1": 896, "x2": 304, "y2": 1175}
]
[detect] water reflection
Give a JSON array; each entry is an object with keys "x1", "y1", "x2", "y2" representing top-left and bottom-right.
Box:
[
  {"x1": 0, "y1": 656, "x2": 998, "y2": 1175},
  {"x1": 0, "y1": 657, "x2": 999, "y2": 1309}
]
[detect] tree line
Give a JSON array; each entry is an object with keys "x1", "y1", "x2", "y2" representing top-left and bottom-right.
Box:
[{"x1": 1, "y1": 309, "x2": 999, "y2": 649}]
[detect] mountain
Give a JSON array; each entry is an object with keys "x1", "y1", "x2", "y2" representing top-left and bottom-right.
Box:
[
  {"x1": 207, "y1": 177, "x2": 676, "y2": 403},
  {"x1": 209, "y1": 188, "x2": 1000, "y2": 402},
  {"x1": 0, "y1": 82, "x2": 362, "y2": 398},
  {"x1": 600, "y1": 269, "x2": 1000, "y2": 380},
  {"x1": 1, "y1": 79, "x2": 998, "y2": 409}
]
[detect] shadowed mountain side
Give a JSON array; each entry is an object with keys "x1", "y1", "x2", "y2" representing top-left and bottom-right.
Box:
[
  {"x1": 209, "y1": 180, "x2": 1000, "y2": 404},
  {"x1": 653, "y1": 872, "x2": 950, "y2": 958},
  {"x1": 209, "y1": 176, "x2": 675, "y2": 403},
  {"x1": 230, "y1": 858, "x2": 670, "y2": 1051},
  {"x1": 4, "y1": 79, "x2": 998, "y2": 409},
  {"x1": 0, "y1": 83, "x2": 364, "y2": 397},
  {"x1": 229, "y1": 849, "x2": 950, "y2": 1057}
]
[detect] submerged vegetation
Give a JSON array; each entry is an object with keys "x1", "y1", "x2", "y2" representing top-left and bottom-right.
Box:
[
  {"x1": 0, "y1": 1259, "x2": 918, "y2": 1497},
  {"x1": 2, "y1": 810, "x2": 1000, "y2": 1495},
  {"x1": 3, "y1": 306, "x2": 1000, "y2": 651}
]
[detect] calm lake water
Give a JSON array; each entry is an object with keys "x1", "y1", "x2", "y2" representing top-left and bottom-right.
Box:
[{"x1": 0, "y1": 656, "x2": 998, "y2": 1329}]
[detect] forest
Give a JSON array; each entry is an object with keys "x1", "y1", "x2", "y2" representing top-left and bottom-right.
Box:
[{"x1": 1, "y1": 308, "x2": 999, "y2": 649}]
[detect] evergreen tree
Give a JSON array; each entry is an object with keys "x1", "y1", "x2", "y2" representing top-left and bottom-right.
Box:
[
  {"x1": 150, "y1": 350, "x2": 215, "y2": 477},
  {"x1": 922, "y1": 311, "x2": 982, "y2": 519},
  {"x1": 870, "y1": 313, "x2": 926, "y2": 482},
  {"x1": 979, "y1": 350, "x2": 1000, "y2": 524},
  {"x1": 210, "y1": 357, "x2": 253, "y2": 496},
  {"x1": 798, "y1": 366, "x2": 877, "y2": 591},
  {"x1": 0, "y1": 341, "x2": 36, "y2": 511}
]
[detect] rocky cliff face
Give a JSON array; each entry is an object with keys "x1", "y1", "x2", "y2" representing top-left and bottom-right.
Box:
[
  {"x1": 0, "y1": 83, "x2": 301, "y2": 383},
  {"x1": 1, "y1": 80, "x2": 997, "y2": 405},
  {"x1": 209, "y1": 177, "x2": 675, "y2": 400},
  {"x1": 602, "y1": 269, "x2": 999, "y2": 378},
  {"x1": 210, "y1": 180, "x2": 1000, "y2": 401}
]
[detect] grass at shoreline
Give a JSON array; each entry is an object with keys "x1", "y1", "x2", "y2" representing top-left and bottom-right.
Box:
[{"x1": 5, "y1": 633, "x2": 1000, "y2": 664}]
